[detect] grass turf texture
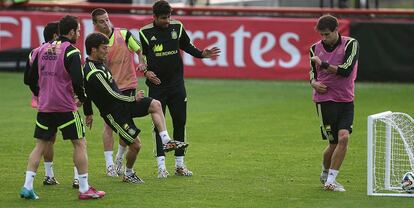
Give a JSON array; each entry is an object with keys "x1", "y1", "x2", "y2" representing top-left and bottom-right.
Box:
[{"x1": 1, "y1": 72, "x2": 414, "y2": 207}]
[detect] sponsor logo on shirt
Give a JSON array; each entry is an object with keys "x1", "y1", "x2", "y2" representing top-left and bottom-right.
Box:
[
  {"x1": 42, "y1": 46, "x2": 58, "y2": 61},
  {"x1": 153, "y1": 44, "x2": 163, "y2": 52},
  {"x1": 155, "y1": 50, "x2": 178, "y2": 57},
  {"x1": 152, "y1": 43, "x2": 178, "y2": 57}
]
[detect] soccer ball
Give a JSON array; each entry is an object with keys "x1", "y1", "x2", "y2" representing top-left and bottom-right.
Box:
[{"x1": 401, "y1": 171, "x2": 414, "y2": 193}]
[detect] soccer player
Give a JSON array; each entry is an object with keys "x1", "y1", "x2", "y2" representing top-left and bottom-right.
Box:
[
  {"x1": 25, "y1": 21, "x2": 82, "y2": 189},
  {"x1": 309, "y1": 14, "x2": 359, "y2": 192},
  {"x1": 82, "y1": 32, "x2": 188, "y2": 184},
  {"x1": 139, "y1": 0, "x2": 220, "y2": 178},
  {"x1": 25, "y1": 21, "x2": 61, "y2": 186},
  {"x1": 20, "y1": 15, "x2": 105, "y2": 200},
  {"x1": 91, "y1": 8, "x2": 147, "y2": 177}
]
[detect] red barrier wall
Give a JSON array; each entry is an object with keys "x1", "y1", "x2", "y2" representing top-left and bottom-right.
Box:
[{"x1": 0, "y1": 11, "x2": 350, "y2": 80}]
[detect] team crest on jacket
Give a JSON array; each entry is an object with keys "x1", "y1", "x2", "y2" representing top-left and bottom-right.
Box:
[{"x1": 171, "y1": 30, "x2": 177, "y2": 40}]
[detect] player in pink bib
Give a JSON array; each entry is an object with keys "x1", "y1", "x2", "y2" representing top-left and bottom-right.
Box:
[
  {"x1": 309, "y1": 14, "x2": 359, "y2": 192},
  {"x1": 21, "y1": 15, "x2": 104, "y2": 200}
]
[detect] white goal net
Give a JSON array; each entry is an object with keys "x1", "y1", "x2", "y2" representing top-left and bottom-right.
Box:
[{"x1": 367, "y1": 111, "x2": 414, "y2": 197}]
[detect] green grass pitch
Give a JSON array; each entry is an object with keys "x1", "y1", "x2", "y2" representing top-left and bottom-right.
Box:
[{"x1": 1, "y1": 72, "x2": 414, "y2": 207}]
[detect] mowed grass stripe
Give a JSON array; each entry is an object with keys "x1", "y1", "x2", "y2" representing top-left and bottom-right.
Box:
[{"x1": 0, "y1": 72, "x2": 414, "y2": 207}]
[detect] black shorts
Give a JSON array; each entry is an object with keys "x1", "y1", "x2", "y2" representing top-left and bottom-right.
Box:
[
  {"x1": 103, "y1": 97, "x2": 153, "y2": 145},
  {"x1": 34, "y1": 111, "x2": 85, "y2": 141},
  {"x1": 316, "y1": 101, "x2": 354, "y2": 144},
  {"x1": 129, "y1": 97, "x2": 153, "y2": 118},
  {"x1": 122, "y1": 89, "x2": 153, "y2": 117}
]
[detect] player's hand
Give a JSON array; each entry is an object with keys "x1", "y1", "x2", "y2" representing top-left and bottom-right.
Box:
[
  {"x1": 135, "y1": 90, "x2": 145, "y2": 101},
  {"x1": 74, "y1": 96, "x2": 83, "y2": 107},
  {"x1": 85, "y1": 115, "x2": 93, "y2": 129},
  {"x1": 145, "y1": 70, "x2": 161, "y2": 85},
  {"x1": 202, "y1": 47, "x2": 221, "y2": 58},
  {"x1": 311, "y1": 56, "x2": 322, "y2": 66},
  {"x1": 137, "y1": 51, "x2": 147, "y2": 72},
  {"x1": 311, "y1": 80, "x2": 328, "y2": 94},
  {"x1": 324, "y1": 66, "x2": 338, "y2": 74},
  {"x1": 136, "y1": 63, "x2": 147, "y2": 72},
  {"x1": 137, "y1": 90, "x2": 145, "y2": 97}
]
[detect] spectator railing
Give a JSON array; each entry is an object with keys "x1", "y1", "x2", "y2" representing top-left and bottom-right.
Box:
[{"x1": 10, "y1": 2, "x2": 414, "y2": 18}]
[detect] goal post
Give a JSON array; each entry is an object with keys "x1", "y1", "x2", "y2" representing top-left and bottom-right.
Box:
[{"x1": 367, "y1": 111, "x2": 414, "y2": 197}]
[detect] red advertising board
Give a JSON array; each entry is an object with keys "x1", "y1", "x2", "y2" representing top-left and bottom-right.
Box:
[{"x1": 0, "y1": 11, "x2": 349, "y2": 80}]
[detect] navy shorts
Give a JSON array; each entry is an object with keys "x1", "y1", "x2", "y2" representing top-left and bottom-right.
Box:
[{"x1": 316, "y1": 101, "x2": 354, "y2": 144}]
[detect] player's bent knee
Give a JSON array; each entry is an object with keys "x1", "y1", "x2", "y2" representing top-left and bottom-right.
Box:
[
  {"x1": 150, "y1": 99, "x2": 162, "y2": 110},
  {"x1": 129, "y1": 139, "x2": 142, "y2": 151}
]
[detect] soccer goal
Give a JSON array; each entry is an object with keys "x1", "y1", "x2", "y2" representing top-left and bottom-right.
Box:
[{"x1": 367, "y1": 111, "x2": 414, "y2": 197}]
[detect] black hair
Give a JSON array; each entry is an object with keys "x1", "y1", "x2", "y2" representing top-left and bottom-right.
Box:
[
  {"x1": 43, "y1": 21, "x2": 59, "y2": 42},
  {"x1": 91, "y1": 8, "x2": 108, "y2": 23},
  {"x1": 59, "y1": 15, "x2": 79, "y2": 36},
  {"x1": 316, "y1": 14, "x2": 338, "y2": 32},
  {"x1": 153, "y1": 0, "x2": 172, "y2": 17},
  {"x1": 85, "y1": 32, "x2": 109, "y2": 55}
]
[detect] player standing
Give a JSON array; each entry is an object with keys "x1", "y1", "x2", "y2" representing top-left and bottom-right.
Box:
[
  {"x1": 20, "y1": 15, "x2": 105, "y2": 200},
  {"x1": 139, "y1": 0, "x2": 220, "y2": 178},
  {"x1": 25, "y1": 21, "x2": 61, "y2": 186},
  {"x1": 309, "y1": 14, "x2": 359, "y2": 192}
]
